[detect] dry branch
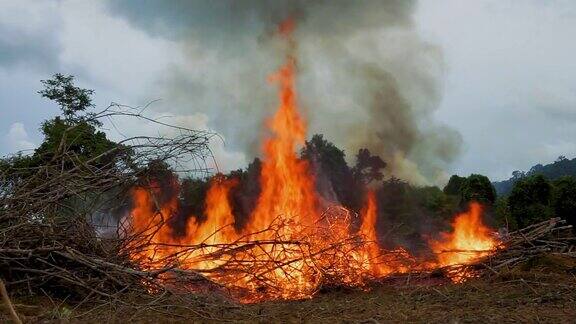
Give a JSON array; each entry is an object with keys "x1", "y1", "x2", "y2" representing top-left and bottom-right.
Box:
[
  {"x1": 0, "y1": 279, "x2": 22, "y2": 324},
  {"x1": 0, "y1": 104, "x2": 215, "y2": 307},
  {"x1": 449, "y1": 218, "x2": 575, "y2": 279}
]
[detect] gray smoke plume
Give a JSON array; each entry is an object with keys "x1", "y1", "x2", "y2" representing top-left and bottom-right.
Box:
[{"x1": 106, "y1": 0, "x2": 461, "y2": 185}]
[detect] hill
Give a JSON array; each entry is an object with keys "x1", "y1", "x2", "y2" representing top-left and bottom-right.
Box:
[{"x1": 493, "y1": 156, "x2": 576, "y2": 196}]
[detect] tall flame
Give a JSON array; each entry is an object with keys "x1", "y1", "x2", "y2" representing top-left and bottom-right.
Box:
[
  {"x1": 246, "y1": 50, "x2": 318, "y2": 236},
  {"x1": 359, "y1": 190, "x2": 386, "y2": 276}
]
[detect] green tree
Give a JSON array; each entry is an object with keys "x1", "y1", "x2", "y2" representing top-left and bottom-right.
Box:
[
  {"x1": 2, "y1": 74, "x2": 123, "y2": 173},
  {"x1": 508, "y1": 175, "x2": 554, "y2": 228},
  {"x1": 443, "y1": 175, "x2": 466, "y2": 196},
  {"x1": 301, "y1": 134, "x2": 362, "y2": 210},
  {"x1": 228, "y1": 158, "x2": 262, "y2": 229},
  {"x1": 351, "y1": 148, "x2": 387, "y2": 185},
  {"x1": 1, "y1": 74, "x2": 131, "y2": 220},
  {"x1": 38, "y1": 73, "x2": 97, "y2": 124},
  {"x1": 551, "y1": 176, "x2": 576, "y2": 230},
  {"x1": 413, "y1": 186, "x2": 458, "y2": 221},
  {"x1": 494, "y1": 196, "x2": 515, "y2": 229},
  {"x1": 460, "y1": 174, "x2": 496, "y2": 205},
  {"x1": 34, "y1": 74, "x2": 123, "y2": 167}
]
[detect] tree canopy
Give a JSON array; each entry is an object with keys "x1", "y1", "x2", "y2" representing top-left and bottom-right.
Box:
[
  {"x1": 38, "y1": 73, "x2": 97, "y2": 125},
  {"x1": 551, "y1": 176, "x2": 576, "y2": 229},
  {"x1": 443, "y1": 175, "x2": 466, "y2": 196},
  {"x1": 460, "y1": 174, "x2": 497, "y2": 206},
  {"x1": 508, "y1": 175, "x2": 554, "y2": 228}
]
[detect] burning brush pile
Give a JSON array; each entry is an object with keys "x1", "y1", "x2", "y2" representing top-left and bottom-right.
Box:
[
  {"x1": 118, "y1": 20, "x2": 574, "y2": 303},
  {"x1": 0, "y1": 19, "x2": 574, "y2": 313}
]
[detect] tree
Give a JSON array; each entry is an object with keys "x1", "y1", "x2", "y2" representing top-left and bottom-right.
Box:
[
  {"x1": 34, "y1": 74, "x2": 123, "y2": 167},
  {"x1": 413, "y1": 186, "x2": 458, "y2": 221},
  {"x1": 375, "y1": 178, "x2": 413, "y2": 235},
  {"x1": 178, "y1": 177, "x2": 209, "y2": 234},
  {"x1": 551, "y1": 176, "x2": 576, "y2": 230},
  {"x1": 493, "y1": 156, "x2": 576, "y2": 196},
  {"x1": 443, "y1": 175, "x2": 466, "y2": 196},
  {"x1": 228, "y1": 158, "x2": 262, "y2": 229},
  {"x1": 301, "y1": 134, "x2": 361, "y2": 210},
  {"x1": 2, "y1": 74, "x2": 125, "y2": 172},
  {"x1": 508, "y1": 175, "x2": 554, "y2": 228},
  {"x1": 1, "y1": 74, "x2": 132, "y2": 220},
  {"x1": 494, "y1": 196, "x2": 515, "y2": 230},
  {"x1": 460, "y1": 174, "x2": 496, "y2": 205},
  {"x1": 352, "y1": 148, "x2": 387, "y2": 185},
  {"x1": 512, "y1": 170, "x2": 525, "y2": 180},
  {"x1": 38, "y1": 73, "x2": 98, "y2": 125}
]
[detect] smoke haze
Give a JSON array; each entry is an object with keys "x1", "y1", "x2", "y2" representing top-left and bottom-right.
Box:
[{"x1": 106, "y1": 0, "x2": 461, "y2": 185}]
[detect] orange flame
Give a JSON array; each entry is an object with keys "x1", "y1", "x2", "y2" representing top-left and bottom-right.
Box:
[
  {"x1": 429, "y1": 202, "x2": 500, "y2": 281},
  {"x1": 247, "y1": 54, "x2": 317, "y2": 236},
  {"x1": 200, "y1": 176, "x2": 238, "y2": 243},
  {"x1": 359, "y1": 190, "x2": 387, "y2": 276}
]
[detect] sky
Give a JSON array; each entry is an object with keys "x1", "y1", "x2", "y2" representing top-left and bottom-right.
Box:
[{"x1": 1, "y1": 0, "x2": 575, "y2": 182}]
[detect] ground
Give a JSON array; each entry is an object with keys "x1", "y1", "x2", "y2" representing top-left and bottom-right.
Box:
[{"x1": 4, "y1": 255, "x2": 576, "y2": 323}]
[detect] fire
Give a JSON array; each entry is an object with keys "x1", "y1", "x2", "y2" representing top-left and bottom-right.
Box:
[
  {"x1": 200, "y1": 176, "x2": 238, "y2": 243},
  {"x1": 124, "y1": 19, "x2": 501, "y2": 302},
  {"x1": 429, "y1": 202, "x2": 500, "y2": 281},
  {"x1": 128, "y1": 183, "x2": 179, "y2": 267},
  {"x1": 359, "y1": 190, "x2": 391, "y2": 276},
  {"x1": 246, "y1": 45, "x2": 318, "y2": 236}
]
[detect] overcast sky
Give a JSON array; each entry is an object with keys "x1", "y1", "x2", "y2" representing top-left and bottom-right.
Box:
[{"x1": 1, "y1": 0, "x2": 575, "y2": 182}]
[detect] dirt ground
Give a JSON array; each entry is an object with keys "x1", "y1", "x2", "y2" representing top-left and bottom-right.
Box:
[{"x1": 4, "y1": 255, "x2": 576, "y2": 323}]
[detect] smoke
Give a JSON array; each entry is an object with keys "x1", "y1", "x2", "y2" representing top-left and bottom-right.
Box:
[{"x1": 106, "y1": 0, "x2": 461, "y2": 185}]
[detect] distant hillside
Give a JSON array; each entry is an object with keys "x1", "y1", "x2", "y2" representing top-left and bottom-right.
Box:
[{"x1": 493, "y1": 156, "x2": 576, "y2": 196}]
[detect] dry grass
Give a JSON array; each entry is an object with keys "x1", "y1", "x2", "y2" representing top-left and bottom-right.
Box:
[{"x1": 3, "y1": 254, "x2": 575, "y2": 323}]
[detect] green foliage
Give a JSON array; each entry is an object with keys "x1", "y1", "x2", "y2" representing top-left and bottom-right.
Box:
[
  {"x1": 38, "y1": 117, "x2": 118, "y2": 167},
  {"x1": 551, "y1": 176, "x2": 576, "y2": 229},
  {"x1": 529, "y1": 156, "x2": 576, "y2": 179},
  {"x1": 16, "y1": 74, "x2": 123, "y2": 169},
  {"x1": 1, "y1": 74, "x2": 134, "y2": 222},
  {"x1": 352, "y1": 148, "x2": 387, "y2": 185},
  {"x1": 508, "y1": 175, "x2": 554, "y2": 228},
  {"x1": 444, "y1": 173, "x2": 496, "y2": 206},
  {"x1": 375, "y1": 178, "x2": 459, "y2": 249},
  {"x1": 301, "y1": 134, "x2": 361, "y2": 210},
  {"x1": 460, "y1": 174, "x2": 496, "y2": 206},
  {"x1": 38, "y1": 73, "x2": 98, "y2": 125},
  {"x1": 494, "y1": 196, "x2": 515, "y2": 230},
  {"x1": 443, "y1": 175, "x2": 466, "y2": 196},
  {"x1": 413, "y1": 186, "x2": 459, "y2": 221},
  {"x1": 494, "y1": 155, "x2": 576, "y2": 196}
]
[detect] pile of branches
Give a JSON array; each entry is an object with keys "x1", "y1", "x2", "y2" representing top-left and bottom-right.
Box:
[
  {"x1": 122, "y1": 207, "x2": 419, "y2": 302},
  {"x1": 0, "y1": 104, "x2": 215, "y2": 304},
  {"x1": 456, "y1": 218, "x2": 576, "y2": 279}
]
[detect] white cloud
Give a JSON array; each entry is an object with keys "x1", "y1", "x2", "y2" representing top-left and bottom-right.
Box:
[
  {"x1": 0, "y1": 0, "x2": 59, "y2": 35},
  {"x1": 4, "y1": 122, "x2": 35, "y2": 153},
  {"x1": 58, "y1": 0, "x2": 181, "y2": 99}
]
